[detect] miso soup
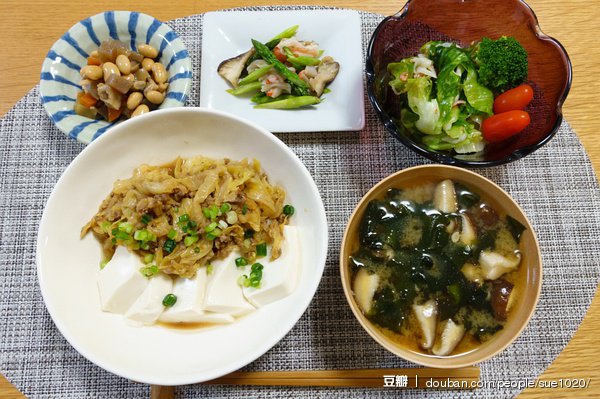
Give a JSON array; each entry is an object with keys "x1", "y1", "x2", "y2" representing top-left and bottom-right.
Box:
[{"x1": 349, "y1": 178, "x2": 526, "y2": 356}]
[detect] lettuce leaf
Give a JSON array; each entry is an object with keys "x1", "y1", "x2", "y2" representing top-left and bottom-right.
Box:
[
  {"x1": 405, "y1": 77, "x2": 441, "y2": 135},
  {"x1": 463, "y1": 67, "x2": 494, "y2": 115},
  {"x1": 387, "y1": 59, "x2": 415, "y2": 95}
]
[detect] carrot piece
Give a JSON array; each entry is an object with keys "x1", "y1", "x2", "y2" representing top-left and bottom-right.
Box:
[
  {"x1": 78, "y1": 92, "x2": 98, "y2": 108},
  {"x1": 87, "y1": 57, "x2": 101, "y2": 66},
  {"x1": 107, "y1": 106, "x2": 122, "y2": 122}
]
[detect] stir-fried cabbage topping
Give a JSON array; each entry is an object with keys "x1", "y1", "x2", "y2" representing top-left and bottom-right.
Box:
[{"x1": 82, "y1": 156, "x2": 288, "y2": 278}]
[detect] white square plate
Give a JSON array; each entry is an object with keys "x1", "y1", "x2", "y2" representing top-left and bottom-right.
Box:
[{"x1": 200, "y1": 10, "x2": 365, "y2": 132}]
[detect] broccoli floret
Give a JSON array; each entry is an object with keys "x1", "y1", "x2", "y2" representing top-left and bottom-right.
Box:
[{"x1": 472, "y1": 36, "x2": 528, "y2": 93}]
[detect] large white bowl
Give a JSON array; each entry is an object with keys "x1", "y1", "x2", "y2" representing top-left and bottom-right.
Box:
[{"x1": 36, "y1": 108, "x2": 328, "y2": 385}]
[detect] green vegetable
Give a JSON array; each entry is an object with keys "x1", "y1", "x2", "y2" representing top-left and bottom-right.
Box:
[
  {"x1": 162, "y1": 294, "x2": 177, "y2": 307},
  {"x1": 244, "y1": 229, "x2": 255, "y2": 239},
  {"x1": 251, "y1": 93, "x2": 293, "y2": 104},
  {"x1": 270, "y1": 25, "x2": 299, "y2": 42},
  {"x1": 239, "y1": 64, "x2": 273, "y2": 86},
  {"x1": 283, "y1": 205, "x2": 295, "y2": 215},
  {"x1": 163, "y1": 239, "x2": 176, "y2": 253},
  {"x1": 472, "y1": 36, "x2": 528, "y2": 93},
  {"x1": 242, "y1": 204, "x2": 248, "y2": 215},
  {"x1": 286, "y1": 55, "x2": 320, "y2": 66},
  {"x1": 226, "y1": 81, "x2": 262, "y2": 95},
  {"x1": 207, "y1": 264, "x2": 214, "y2": 274},
  {"x1": 101, "y1": 221, "x2": 111, "y2": 232},
  {"x1": 405, "y1": 77, "x2": 441, "y2": 135},
  {"x1": 141, "y1": 214, "x2": 151, "y2": 225},
  {"x1": 167, "y1": 229, "x2": 177, "y2": 240},
  {"x1": 463, "y1": 66, "x2": 494, "y2": 115},
  {"x1": 387, "y1": 60, "x2": 414, "y2": 94},
  {"x1": 256, "y1": 242, "x2": 267, "y2": 257},
  {"x1": 179, "y1": 214, "x2": 189, "y2": 222},
  {"x1": 220, "y1": 203, "x2": 231, "y2": 213},
  {"x1": 254, "y1": 96, "x2": 320, "y2": 109},
  {"x1": 184, "y1": 235, "x2": 199, "y2": 247},
  {"x1": 100, "y1": 259, "x2": 109, "y2": 269},
  {"x1": 144, "y1": 254, "x2": 154, "y2": 263},
  {"x1": 194, "y1": 246, "x2": 200, "y2": 253},
  {"x1": 235, "y1": 257, "x2": 249, "y2": 267},
  {"x1": 188, "y1": 221, "x2": 197, "y2": 229},
  {"x1": 205, "y1": 222, "x2": 218, "y2": 232},
  {"x1": 251, "y1": 39, "x2": 311, "y2": 96},
  {"x1": 139, "y1": 265, "x2": 159, "y2": 277}
]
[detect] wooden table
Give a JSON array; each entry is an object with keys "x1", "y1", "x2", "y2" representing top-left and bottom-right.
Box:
[{"x1": 0, "y1": 1, "x2": 598, "y2": 398}]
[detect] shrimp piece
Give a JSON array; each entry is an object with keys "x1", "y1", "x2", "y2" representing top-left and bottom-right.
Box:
[{"x1": 276, "y1": 37, "x2": 320, "y2": 58}]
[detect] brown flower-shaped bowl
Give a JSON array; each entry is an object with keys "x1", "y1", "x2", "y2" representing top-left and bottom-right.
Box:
[{"x1": 366, "y1": 0, "x2": 572, "y2": 167}]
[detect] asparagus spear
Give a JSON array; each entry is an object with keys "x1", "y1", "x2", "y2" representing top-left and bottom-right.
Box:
[
  {"x1": 251, "y1": 39, "x2": 311, "y2": 96},
  {"x1": 226, "y1": 81, "x2": 262, "y2": 95},
  {"x1": 251, "y1": 93, "x2": 294, "y2": 104},
  {"x1": 246, "y1": 25, "x2": 299, "y2": 67},
  {"x1": 254, "y1": 96, "x2": 320, "y2": 109},
  {"x1": 239, "y1": 64, "x2": 273, "y2": 86}
]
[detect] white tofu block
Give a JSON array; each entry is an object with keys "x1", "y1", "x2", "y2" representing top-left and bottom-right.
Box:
[
  {"x1": 124, "y1": 273, "x2": 173, "y2": 327},
  {"x1": 243, "y1": 226, "x2": 301, "y2": 308},
  {"x1": 203, "y1": 252, "x2": 255, "y2": 316},
  {"x1": 159, "y1": 267, "x2": 209, "y2": 323},
  {"x1": 97, "y1": 246, "x2": 149, "y2": 314},
  {"x1": 193, "y1": 312, "x2": 235, "y2": 324}
]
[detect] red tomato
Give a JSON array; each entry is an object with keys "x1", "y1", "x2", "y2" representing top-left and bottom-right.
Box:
[
  {"x1": 493, "y1": 84, "x2": 534, "y2": 114},
  {"x1": 482, "y1": 111, "x2": 531, "y2": 143}
]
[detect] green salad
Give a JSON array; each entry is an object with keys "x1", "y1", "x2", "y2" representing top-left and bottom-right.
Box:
[{"x1": 387, "y1": 37, "x2": 528, "y2": 154}]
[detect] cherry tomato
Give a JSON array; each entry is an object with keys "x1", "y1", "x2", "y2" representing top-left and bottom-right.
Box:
[
  {"x1": 493, "y1": 84, "x2": 534, "y2": 114},
  {"x1": 482, "y1": 110, "x2": 531, "y2": 143}
]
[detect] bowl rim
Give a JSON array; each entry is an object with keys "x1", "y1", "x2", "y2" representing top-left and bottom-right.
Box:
[
  {"x1": 339, "y1": 164, "x2": 543, "y2": 368},
  {"x1": 365, "y1": 0, "x2": 573, "y2": 167},
  {"x1": 39, "y1": 10, "x2": 192, "y2": 144},
  {"x1": 36, "y1": 107, "x2": 329, "y2": 385}
]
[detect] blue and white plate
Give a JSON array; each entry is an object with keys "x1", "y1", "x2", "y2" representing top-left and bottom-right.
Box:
[{"x1": 40, "y1": 11, "x2": 192, "y2": 144}]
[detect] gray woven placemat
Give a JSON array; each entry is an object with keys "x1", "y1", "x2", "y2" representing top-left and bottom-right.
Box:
[{"x1": 0, "y1": 6, "x2": 599, "y2": 399}]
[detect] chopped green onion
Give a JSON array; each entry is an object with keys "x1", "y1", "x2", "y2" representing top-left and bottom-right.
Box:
[
  {"x1": 111, "y1": 238, "x2": 117, "y2": 245},
  {"x1": 212, "y1": 228, "x2": 222, "y2": 237},
  {"x1": 100, "y1": 259, "x2": 109, "y2": 269},
  {"x1": 219, "y1": 220, "x2": 228, "y2": 229},
  {"x1": 243, "y1": 277, "x2": 251, "y2": 287},
  {"x1": 118, "y1": 222, "x2": 134, "y2": 234},
  {"x1": 162, "y1": 294, "x2": 177, "y2": 307},
  {"x1": 210, "y1": 204, "x2": 221, "y2": 219},
  {"x1": 205, "y1": 222, "x2": 218, "y2": 232},
  {"x1": 111, "y1": 227, "x2": 119, "y2": 236},
  {"x1": 283, "y1": 205, "x2": 295, "y2": 216},
  {"x1": 139, "y1": 265, "x2": 159, "y2": 277},
  {"x1": 220, "y1": 203, "x2": 231, "y2": 213},
  {"x1": 115, "y1": 230, "x2": 130, "y2": 240},
  {"x1": 202, "y1": 207, "x2": 211, "y2": 218},
  {"x1": 237, "y1": 274, "x2": 248, "y2": 287},
  {"x1": 249, "y1": 278, "x2": 261, "y2": 288},
  {"x1": 184, "y1": 235, "x2": 199, "y2": 247},
  {"x1": 140, "y1": 242, "x2": 150, "y2": 250},
  {"x1": 173, "y1": 207, "x2": 179, "y2": 213},
  {"x1": 235, "y1": 257, "x2": 249, "y2": 267},
  {"x1": 134, "y1": 229, "x2": 148, "y2": 241},
  {"x1": 188, "y1": 221, "x2": 197, "y2": 229},
  {"x1": 144, "y1": 254, "x2": 154, "y2": 264},
  {"x1": 167, "y1": 229, "x2": 177, "y2": 240},
  {"x1": 132, "y1": 242, "x2": 140, "y2": 250},
  {"x1": 207, "y1": 264, "x2": 214, "y2": 274},
  {"x1": 243, "y1": 239, "x2": 251, "y2": 248},
  {"x1": 179, "y1": 213, "x2": 190, "y2": 222},
  {"x1": 182, "y1": 226, "x2": 188, "y2": 233},
  {"x1": 226, "y1": 211, "x2": 238, "y2": 225},
  {"x1": 244, "y1": 229, "x2": 255, "y2": 239},
  {"x1": 242, "y1": 204, "x2": 248, "y2": 215},
  {"x1": 206, "y1": 233, "x2": 217, "y2": 240},
  {"x1": 101, "y1": 221, "x2": 111, "y2": 232},
  {"x1": 256, "y1": 242, "x2": 267, "y2": 257},
  {"x1": 141, "y1": 214, "x2": 152, "y2": 225},
  {"x1": 194, "y1": 246, "x2": 200, "y2": 253},
  {"x1": 148, "y1": 232, "x2": 157, "y2": 242},
  {"x1": 163, "y1": 239, "x2": 176, "y2": 253},
  {"x1": 252, "y1": 262, "x2": 264, "y2": 271}
]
